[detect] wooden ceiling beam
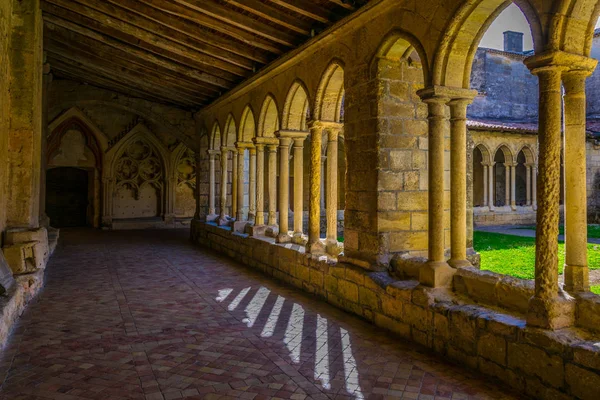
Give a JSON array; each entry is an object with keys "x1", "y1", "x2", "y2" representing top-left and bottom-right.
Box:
[
  {"x1": 44, "y1": 24, "x2": 222, "y2": 96},
  {"x1": 46, "y1": 53, "x2": 206, "y2": 106},
  {"x1": 327, "y1": 0, "x2": 355, "y2": 11},
  {"x1": 42, "y1": 12, "x2": 232, "y2": 89},
  {"x1": 137, "y1": 0, "x2": 285, "y2": 55},
  {"x1": 45, "y1": 38, "x2": 212, "y2": 102},
  {"x1": 266, "y1": 0, "x2": 338, "y2": 24},
  {"x1": 44, "y1": 0, "x2": 246, "y2": 80},
  {"x1": 222, "y1": 0, "x2": 314, "y2": 35}
]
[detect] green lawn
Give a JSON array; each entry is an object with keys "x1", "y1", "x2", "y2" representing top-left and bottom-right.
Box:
[
  {"x1": 592, "y1": 286, "x2": 600, "y2": 295},
  {"x1": 474, "y1": 231, "x2": 600, "y2": 280},
  {"x1": 518, "y1": 224, "x2": 600, "y2": 239}
]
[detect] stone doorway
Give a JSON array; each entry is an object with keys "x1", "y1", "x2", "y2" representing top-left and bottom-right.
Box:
[{"x1": 46, "y1": 167, "x2": 89, "y2": 228}]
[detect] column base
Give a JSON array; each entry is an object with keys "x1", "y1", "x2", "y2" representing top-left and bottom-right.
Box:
[
  {"x1": 419, "y1": 261, "x2": 456, "y2": 288},
  {"x1": 307, "y1": 240, "x2": 325, "y2": 256},
  {"x1": 233, "y1": 221, "x2": 250, "y2": 233},
  {"x1": 248, "y1": 224, "x2": 266, "y2": 237},
  {"x1": 292, "y1": 232, "x2": 307, "y2": 246},
  {"x1": 326, "y1": 239, "x2": 343, "y2": 257},
  {"x1": 511, "y1": 204, "x2": 517, "y2": 211},
  {"x1": 205, "y1": 214, "x2": 218, "y2": 223},
  {"x1": 564, "y1": 264, "x2": 590, "y2": 293},
  {"x1": 265, "y1": 226, "x2": 279, "y2": 238},
  {"x1": 2, "y1": 228, "x2": 49, "y2": 275},
  {"x1": 276, "y1": 233, "x2": 292, "y2": 244},
  {"x1": 526, "y1": 293, "x2": 575, "y2": 329},
  {"x1": 448, "y1": 258, "x2": 472, "y2": 269},
  {"x1": 218, "y1": 216, "x2": 231, "y2": 226}
]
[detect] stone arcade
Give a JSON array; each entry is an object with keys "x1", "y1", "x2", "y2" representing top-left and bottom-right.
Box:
[{"x1": 1, "y1": 0, "x2": 600, "y2": 399}]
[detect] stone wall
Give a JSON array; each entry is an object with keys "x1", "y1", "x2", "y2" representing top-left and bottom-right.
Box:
[
  {"x1": 586, "y1": 140, "x2": 600, "y2": 222},
  {"x1": 192, "y1": 221, "x2": 600, "y2": 400},
  {"x1": 0, "y1": 0, "x2": 12, "y2": 243}
]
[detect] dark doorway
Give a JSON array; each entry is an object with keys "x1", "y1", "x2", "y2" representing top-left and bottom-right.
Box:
[{"x1": 46, "y1": 167, "x2": 89, "y2": 227}]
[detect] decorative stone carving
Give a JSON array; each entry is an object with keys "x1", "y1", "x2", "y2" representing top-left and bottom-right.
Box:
[
  {"x1": 175, "y1": 148, "x2": 196, "y2": 218},
  {"x1": 115, "y1": 139, "x2": 163, "y2": 200},
  {"x1": 177, "y1": 148, "x2": 196, "y2": 188}
]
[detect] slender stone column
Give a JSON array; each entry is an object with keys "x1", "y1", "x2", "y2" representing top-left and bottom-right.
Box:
[
  {"x1": 563, "y1": 69, "x2": 595, "y2": 292},
  {"x1": 267, "y1": 144, "x2": 278, "y2": 227},
  {"x1": 308, "y1": 122, "x2": 325, "y2": 255},
  {"x1": 524, "y1": 59, "x2": 571, "y2": 329},
  {"x1": 483, "y1": 164, "x2": 489, "y2": 207},
  {"x1": 207, "y1": 150, "x2": 218, "y2": 219},
  {"x1": 504, "y1": 164, "x2": 510, "y2": 207},
  {"x1": 194, "y1": 152, "x2": 202, "y2": 220},
  {"x1": 292, "y1": 134, "x2": 308, "y2": 243},
  {"x1": 448, "y1": 96, "x2": 475, "y2": 268},
  {"x1": 249, "y1": 147, "x2": 257, "y2": 222},
  {"x1": 320, "y1": 158, "x2": 327, "y2": 212},
  {"x1": 417, "y1": 88, "x2": 454, "y2": 287},
  {"x1": 218, "y1": 147, "x2": 229, "y2": 225},
  {"x1": 232, "y1": 150, "x2": 238, "y2": 220},
  {"x1": 532, "y1": 166, "x2": 538, "y2": 210},
  {"x1": 526, "y1": 164, "x2": 532, "y2": 206},
  {"x1": 488, "y1": 162, "x2": 495, "y2": 211},
  {"x1": 510, "y1": 164, "x2": 517, "y2": 210},
  {"x1": 236, "y1": 147, "x2": 245, "y2": 221},
  {"x1": 276, "y1": 135, "x2": 292, "y2": 242},
  {"x1": 254, "y1": 143, "x2": 265, "y2": 226},
  {"x1": 325, "y1": 127, "x2": 340, "y2": 255}
]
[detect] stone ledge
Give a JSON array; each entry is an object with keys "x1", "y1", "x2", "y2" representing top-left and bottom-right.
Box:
[{"x1": 191, "y1": 220, "x2": 600, "y2": 400}]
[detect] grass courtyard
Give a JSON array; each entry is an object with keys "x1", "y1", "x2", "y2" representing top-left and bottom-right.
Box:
[
  {"x1": 519, "y1": 224, "x2": 600, "y2": 239},
  {"x1": 474, "y1": 231, "x2": 600, "y2": 294}
]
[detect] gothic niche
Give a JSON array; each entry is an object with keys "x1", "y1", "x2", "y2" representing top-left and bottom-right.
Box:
[
  {"x1": 175, "y1": 148, "x2": 196, "y2": 218},
  {"x1": 113, "y1": 139, "x2": 163, "y2": 219}
]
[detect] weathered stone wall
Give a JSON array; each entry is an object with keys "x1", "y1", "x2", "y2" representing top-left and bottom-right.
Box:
[
  {"x1": 586, "y1": 34, "x2": 600, "y2": 119},
  {"x1": 0, "y1": 0, "x2": 13, "y2": 243},
  {"x1": 192, "y1": 221, "x2": 600, "y2": 400},
  {"x1": 586, "y1": 140, "x2": 600, "y2": 222}
]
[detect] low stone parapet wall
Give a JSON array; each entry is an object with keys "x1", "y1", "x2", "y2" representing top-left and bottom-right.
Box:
[
  {"x1": 191, "y1": 220, "x2": 600, "y2": 400},
  {"x1": 474, "y1": 207, "x2": 537, "y2": 226}
]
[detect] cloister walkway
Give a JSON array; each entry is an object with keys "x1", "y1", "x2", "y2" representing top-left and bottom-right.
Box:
[{"x1": 0, "y1": 230, "x2": 518, "y2": 400}]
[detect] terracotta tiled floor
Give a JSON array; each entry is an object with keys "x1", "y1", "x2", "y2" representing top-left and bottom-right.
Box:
[{"x1": 0, "y1": 229, "x2": 520, "y2": 400}]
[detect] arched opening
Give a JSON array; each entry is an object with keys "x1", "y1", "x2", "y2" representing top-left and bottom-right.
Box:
[
  {"x1": 473, "y1": 147, "x2": 485, "y2": 207},
  {"x1": 493, "y1": 146, "x2": 513, "y2": 207},
  {"x1": 46, "y1": 167, "x2": 89, "y2": 228},
  {"x1": 238, "y1": 106, "x2": 256, "y2": 220},
  {"x1": 282, "y1": 81, "x2": 310, "y2": 131},
  {"x1": 258, "y1": 95, "x2": 280, "y2": 220},
  {"x1": 516, "y1": 150, "x2": 528, "y2": 206}
]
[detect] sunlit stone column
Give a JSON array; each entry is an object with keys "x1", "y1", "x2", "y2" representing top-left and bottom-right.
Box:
[
  {"x1": 483, "y1": 164, "x2": 489, "y2": 207},
  {"x1": 320, "y1": 157, "x2": 326, "y2": 212},
  {"x1": 232, "y1": 150, "x2": 238, "y2": 220},
  {"x1": 253, "y1": 141, "x2": 266, "y2": 226},
  {"x1": 532, "y1": 165, "x2": 538, "y2": 210},
  {"x1": 510, "y1": 164, "x2": 517, "y2": 210},
  {"x1": 308, "y1": 122, "x2": 325, "y2": 255},
  {"x1": 292, "y1": 133, "x2": 308, "y2": 244},
  {"x1": 276, "y1": 133, "x2": 292, "y2": 243},
  {"x1": 488, "y1": 162, "x2": 495, "y2": 211},
  {"x1": 417, "y1": 88, "x2": 454, "y2": 287},
  {"x1": 448, "y1": 95, "x2": 476, "y2": 268},
  {"x1": 563, "y1": 67, "x2": 596, "y2": 292},
  {"x1": 236, "y1": 146, "x2": 245, "y2": 221},
  {"x1": 267, "y1": 144, "x2": 278, "y2": 227},
  {"x1": 249, "y1": 147, "x2": 257, "y2": 223},
  {"x1": 325, "y1": 126, "x2": 341, "y2": 256},
  {"x1": 524, "y1": 57, "x2": 573, "y2": 329},
  {"x1": 218, "y1": 147, "x2": 230, "y2": 225},
  {"x1": 207, "y1": 150, "x2": 219, "y2": 220},
  {"x1": 526, "y1": 164, "x2": 532, "y2": 206},
  {"x1": 504, "y1": 164, "x2": 510, "y2": 207}
]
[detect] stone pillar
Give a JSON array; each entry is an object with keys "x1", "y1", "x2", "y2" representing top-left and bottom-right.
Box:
[
  {"x1": 504, "y1": 164, "x2": 510, "y2": 207},
  {"x1": 483, "y1": 164, "x2": 489, "y2": 207},
  {"x1": 276, "y1": 134, "x2": 292, "y2": 243},
  {"x1": 249, "y1": 147, "x2": 256, "y2": 223},
  {"x1": 218, "y1": 147, "x2": 229, "y2": 225},
  {"x1": 253, "y1": 142, "x2": 266, "y2": 227},
  {"x1": 207, "y1": 150, "x2": 218, "y2": 220},
  {"x1": 267, "y1": 144, "x2": 278, "y2": 227},
  {"x1": 417, "y1": 88, "x2": 454, "y2": 287},
  {"x1": 448, "y1": 95, "x2": 475, "y2": 268},
  {"x1": 325, "y1": 127, "x2": 340, "y2": 255},
  {"x1": 236, "y1": 147, "x2": 245, "y2": 221},
  {"x1": 488, "y1": 162, "x2": 495, "y2": 211},
  {"x1": 526, "y1": 164, "x2": 532, "y2": 206},
  {"x1": 510, "y1": 164, "x2": 517, "y2": 210},
  {"x1": 320, "y1": 158, "x2": 326, "y2": 213},
  {"x1": 232, "y1": 150, "x2": 238, "y2": 220},
  {"x1": 308, "y1": 122, "x2": 325, "y2": 255},
  {"x1": 292, "y1": 133, "x2": 308, "y2": 244},
  {"x1": 524, "y1": 54, "x2": 580, "y2": 329},
  {"x1": 532, "y1": 166, "x2": 538, "y2": 210},
  {"x1": 563, "y1": 68, "x2": 596, "y2": 292}
]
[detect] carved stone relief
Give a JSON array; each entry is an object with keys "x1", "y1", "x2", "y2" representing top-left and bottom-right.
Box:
[{"x1": 175, "y1": 148, "x2": 196, "y2": 218}]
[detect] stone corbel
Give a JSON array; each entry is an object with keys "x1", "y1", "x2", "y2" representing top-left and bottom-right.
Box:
[{"x1": 2, "y1": 228, "x2": 49, "y2": 275}]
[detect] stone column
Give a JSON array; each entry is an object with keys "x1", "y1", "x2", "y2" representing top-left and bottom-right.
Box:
[
  {"x1": 207, "y1": 150, "x2": 218, "y2": 219},
  {"x1": 267, "y1": 144, "x2": 278, "y2": 227},
  {"x1": 232, "y1": 150, "x2": 238, "y2": 220},
  {"x1": 483, "y1": 164, "x2": 489, "y2": 207},
  {"x1": 235, "y1": 146, "x2": 245, "y2": 221},
  {"x1": 194, "y1": 152, "x2": 202, "y2": 220},
  {"x1": 276, "y1": 134, "x2": 292, "y2": 242},
  {"x1": 218, "y1": 147, "x2": 229, "y2": 225},
  {"x1": 488, "y1": 162, "x2": 495, "y2": 211},
  {"x1": 563, "y1": 68, "x2": 596, "y2": 292},
  {"x1": 504, "y1": 164, "x2": 510, "y2": 207},
  {"x1": 417, "y1": 88, "x2": 454, "y2": 287},
  {"x1": 292, "y1": 133, "x2": 308, "y2": 244},
  {"x1": 448, "y1": 96, "x2": 475, "y2": 268},
  {"x1": 320, "y1": 158, "x2": 326, "y2": 212},
  {"x1": 524, "y1": 56, "x2": 575, "y2": 329},
  {"x1": 308, "y1": 122, "x2": 325, "y2": 255},
  {"x1": 510, "y1": 164, "x2": 517, "y2": 210},
  {"x1": 325, "y1": 127, "x2": 341, "y2": 255},
  {"x1": 532, "y1": 166, "x2": 538, "y2": 210},
  {"x1": 254, "y1": 142, "x2": 266, "y2": 226},
  {"x1": 526, "y1": 164, "x2": 532, "y2": 206},
  {"x1": 249, "y1": 147, "x2": 257, "y2": 223}
]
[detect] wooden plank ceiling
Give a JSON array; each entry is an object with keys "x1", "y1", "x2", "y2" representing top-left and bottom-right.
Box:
[{"x1": 42, "y1": 0, "x2": 366, "y2": 110}]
